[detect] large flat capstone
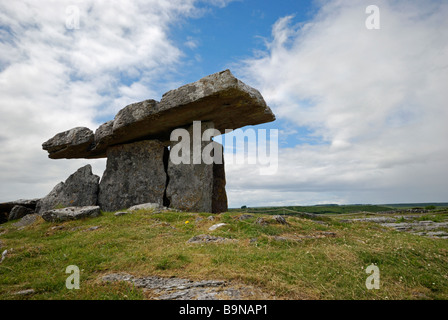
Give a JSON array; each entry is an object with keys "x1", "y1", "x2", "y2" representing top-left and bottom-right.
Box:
[{"x1": 43, "y1": 70, "x2": 275, "y2": 159}]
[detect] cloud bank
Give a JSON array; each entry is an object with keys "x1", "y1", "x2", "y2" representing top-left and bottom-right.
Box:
[
  {"x1": 1, "y1": 0, "x2": 447, "y2": 208},
  {"x1": 0, "y1": 0, "x2": 230, "y2": 201},
  {"x1": 227, "y1": 0, "x2": 448, "y2": 206}
]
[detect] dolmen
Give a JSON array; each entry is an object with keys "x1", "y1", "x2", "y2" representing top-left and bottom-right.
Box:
[{"x1": 40, "y1": 70, "x2": 276, "y2": 214}]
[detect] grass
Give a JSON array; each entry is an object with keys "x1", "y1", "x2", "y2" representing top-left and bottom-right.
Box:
[{"x1": 0, "y1": 209, "x2": 447, "y2": 300}]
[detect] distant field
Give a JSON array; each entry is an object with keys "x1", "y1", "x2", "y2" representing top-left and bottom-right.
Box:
[
  {"x1": 230, "y1": 203, "x2": 448, "y2": 216},
  {"x1": 229, "y1": 204, "x2": 394, "y2": 215},
  {"x1": 382, "y1": 203, "x2": 448, "y2": 209}
]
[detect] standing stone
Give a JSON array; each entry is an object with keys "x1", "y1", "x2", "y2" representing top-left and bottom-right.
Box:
[
  {"x1": 36, "y1": 165, "x2": 100, "y2": 213},
  {"x1": 98, "y1": 140, "x2": 167, "y2": 212},
  {"x1": 166, "y1": 122, "x2": 227, "y2": 213}
]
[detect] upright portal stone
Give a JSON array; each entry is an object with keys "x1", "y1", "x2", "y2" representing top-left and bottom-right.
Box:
[
  {"x1": 98, "y1": 140, "x2": 167, "y2": 212},
  {"x1": 36, "y1": 165, "x2": 100, "y2": 213},
  {"x1": 166, "y1": 122, "x2": 227, "y2": 213}
]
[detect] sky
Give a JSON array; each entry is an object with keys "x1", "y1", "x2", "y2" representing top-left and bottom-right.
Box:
[{"x1": 0, "y1": 0, "x2": 447, "y2": 208}]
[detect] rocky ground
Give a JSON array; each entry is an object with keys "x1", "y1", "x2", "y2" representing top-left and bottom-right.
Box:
[
  {"x1": 102, "y1": 273, "x2": 268, "y2": 300},
  {"x1": 339, "y1": 211, "x2": 448, "y2": 239}
]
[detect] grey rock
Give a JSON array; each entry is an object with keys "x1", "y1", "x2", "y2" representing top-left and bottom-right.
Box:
[
  {"x1": 0, "y1": 199, "x2": 39, "y2": 224},
  {"x1": 102, "y1": 273, "x2": 238, "y2": 300},
  {"x1": 238, "y1": 214, "x2": 253, "y2": 221},
  {"x1": 166, "y1": 122, "x2": 227, "y2": 213},
  {"x1": 272, "y1": 215, "x2": 289, "y2": 225},
  {"x1": 12, "y1": 214, "x2": 41, "y2": 228},
  {"x1": 90, "y1": 120, "x2": 114, "y2": 158},
  {"x1": 86, "y1": 226, "x2": 101, "y2": 231},
  {"x1": 128, "y1": 203, "x2": 161, "y2": 211},
  {"x1": 208, "y1": 223, "x2": 227, "y2": 231},
  {"x1": 0, "y1": 249, "x2": 7, "y2": 264},
  {"x1": 110, "y1": 100, "x2": 159, "y2": 145},
  {"x1": 254, "y1": 217, "x2": 268, "y2": 226},
  {"x1": 13, "y1": 289, "x2": 35, "y2": 296},
  {"x1": 187, "y1": 234, "x2": 235, "y2": 244},
  {"x1": 41, "y1": 206, "x2": 101, "y2": 222},
  {"x1": 156, "y1": 69, "x2": 274, "y2": 136},
  {"x1": 98, "y1": 140, "x2": 167, "y2": 212},
  {"x1": 42, "y1": 127, "x2": 94, "y2": 159},
  {"x1": 0, "y1": 198, "x2": 39, "y2": 212},
  {"x1": 312, "y1": 220, "x2": 329, "y2": 226},
  {"x1": 44, "y1": 70, "x2": 275, "y2": 159},
  {"x1": 114, "y1": 211, "x2": 129, "y2": 217},
  {"x1": 381, "y1": 221, "x2": 448, "y2": 232},
  {"x1": 8, "y1": 205, "x2": 34, "y2": 221},
  {"x1": 273, "y1": 236, "x2": 299, "y2": 242},
  {"x1": 36, "y1": 165, "x2": 100, "y2": 214},
  {"x1": 207, "y1": 216, "x2": 216, "y2": 221},
  {"x1": 273, "y1": 232, "x2": 336, "y2": 242},
  {"x1": 415, "y1": 231, "x2": 448, "y2": 238},
  {"x1": 351, "y1": 217, "x2": 398, "y2": 223}
]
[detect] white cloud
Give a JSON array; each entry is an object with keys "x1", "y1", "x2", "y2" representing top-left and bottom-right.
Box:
[
  {"x1": 0, "y1": 0, "x2": 233, "y2": 202},
  {"x1": 229, "y1": 0, "x2": 448, "y2": 207}
]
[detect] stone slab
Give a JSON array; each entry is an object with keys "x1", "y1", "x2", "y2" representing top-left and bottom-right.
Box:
[
  {"x1": 98, "y1": 140, "x2": 168, "y2": 212},
  {"x1": 43, "y1": 70, "x2": 275, "y2": 159}
]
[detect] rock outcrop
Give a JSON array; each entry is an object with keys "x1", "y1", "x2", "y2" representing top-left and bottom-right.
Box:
[
  {"x1": 36, "y1": 165, "x2": 100, "y2": 213},
  {"x1": 98, "y1": 140, "x2": 168, "y2": 212}
]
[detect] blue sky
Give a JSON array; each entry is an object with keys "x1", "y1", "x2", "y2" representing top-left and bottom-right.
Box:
[
  {"x1": 1, "y1": 0, "x2": 447, "y2": 207},
  {"x1": 170, "y1": 0, "x2": 317, "y2": 81}
]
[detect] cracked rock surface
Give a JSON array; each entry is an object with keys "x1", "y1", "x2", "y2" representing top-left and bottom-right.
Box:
[{"x1": 102, "y1": 273, "x2": 258, "y2": 300}]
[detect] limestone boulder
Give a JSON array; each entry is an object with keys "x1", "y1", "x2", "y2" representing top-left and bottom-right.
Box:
[
  {"x1": 36, "y1": 165, "x2": 100, "y2": 213},
  {"x1": 98, "y1": 140, "x2": 168, "y2": 212},
  {"x1": 42, "y1": 127, "x2": 94, "y2": 159},
  {"x1": 128, "y1": 203, "x2": 161, "y2": 211},
  {"x1": 0, "y1": 198, "x2": 39, "y2": 224},
  {"x1": 8, "y1": 205, "x2": 34, "y2": 221},
  {"x1": 41, "y1": 206, "x2": 101, "y2": 222}
]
